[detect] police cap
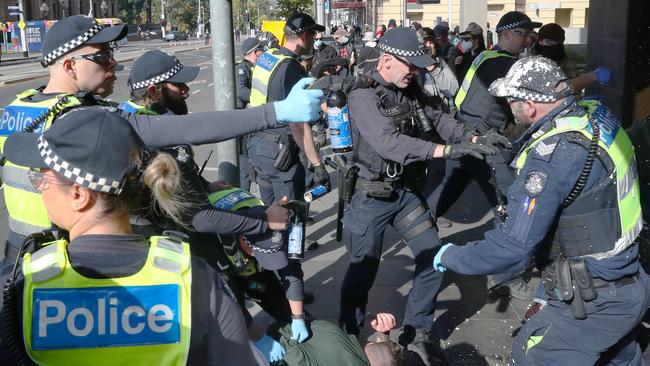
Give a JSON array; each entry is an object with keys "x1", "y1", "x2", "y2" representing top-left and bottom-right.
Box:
[
  {"x1": 128, "y1": 50, "x2": 200, "y2": 91},
  {"x1": 4, "y1": 107, "x2": 142, "y2": 195},
  {"x1": 379, "y1": 26, "x2": 435, "y2": 68},
  {"x1": 489, "y1": 56, "x2": 571, "y2": 102},
  {"x1": 496, "y1": 11, "x2": 542, "y2": 33},
  {"x1": 241, "y1": 37, "x2": 263, "y2": 56},
  {"x1": 41, "y1": 15, "x2": 127, "y2": 67},
  {"x1": 286, "y1": 12, "x2": 325, "y2": 34}
]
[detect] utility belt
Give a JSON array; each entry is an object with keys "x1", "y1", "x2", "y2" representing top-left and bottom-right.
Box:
[
  {"x1": 254, "y1": 131, "x2": 299, "y2": 172},
  {"x1": 355, "y1": 175, "x2": 420, "y2": 200},
  {"x1": 543, "y1": 257, "x2": 640, "y2": 320}
]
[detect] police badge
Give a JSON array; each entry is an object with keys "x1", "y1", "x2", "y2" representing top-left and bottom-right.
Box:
[{"x1": 524, "y1": 170, "x2": 548, "y2": 197}]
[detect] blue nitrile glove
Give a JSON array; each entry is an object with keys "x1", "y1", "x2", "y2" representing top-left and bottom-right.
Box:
[
  {"x1": 433, "y1": 243, "x2": 455, "y2": 272},
  {"x1": 255, "y1": 334, "x2": 286, "y2": 363},
  {"x1": 291, "y1": 318, "x2": 310, "y2": 343},
  {"x1": 274, "y1": 77, "x2": 324, "y2": 124},
  {"x1": 593, "y1": 67, "x2": 612, "y2": 86}
]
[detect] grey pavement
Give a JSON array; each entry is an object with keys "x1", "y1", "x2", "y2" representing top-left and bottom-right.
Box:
[{"x1": 0, "y1": 44, "x2": 551, "y2": 365}]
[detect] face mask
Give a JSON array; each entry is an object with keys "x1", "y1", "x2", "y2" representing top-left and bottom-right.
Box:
[
  {"x1": 460, "y1": 39, "x2": 473, "y2": 52},
  {"x1": 314, "y1": 40, "x2": 323, "y2": 49},
  {"x1": 339, "y1": 36, "x2": 349, "y2": 44},
  {"x1": 535, "y1": 44, "x2": 566, "y2": 63}
]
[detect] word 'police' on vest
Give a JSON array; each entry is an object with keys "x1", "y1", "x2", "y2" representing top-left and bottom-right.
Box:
[
  {"x1": 1, "y1": 105, "x2": 49, "y2": 135},
  {"x1": 31, "y1": 284, "x2": 181, "y2": 350}
]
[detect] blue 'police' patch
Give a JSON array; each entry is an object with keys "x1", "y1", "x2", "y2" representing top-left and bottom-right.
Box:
[
  {"x1": 586, "y1": 103, "x2": 620, "y2": 147},
  {"x1": 31, "y1": 284, "x2": 181, "y2": 350},
  {"x1": 213, "y1": 190, "x2": 257, "y2": 210},
  {"x1": 0, "y1": 105, "x2": 50, "y2": 136},
  {"x1": 255, "y1": 52, "x2": 280, "y2": 72}
]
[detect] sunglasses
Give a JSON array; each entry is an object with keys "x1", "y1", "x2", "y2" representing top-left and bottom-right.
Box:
[
  {"x1": 65, "y1": 48, "x2": 115, "y2": 66},
  {"x1": 392, "y1": 55, "x2": 416, "y2": 71},
  {"x1": 506, "y1": 96, "x2": 525, "y2": 104},
  {"x1": 28, "y1": 169, "x2": 72, "y2": 192}
]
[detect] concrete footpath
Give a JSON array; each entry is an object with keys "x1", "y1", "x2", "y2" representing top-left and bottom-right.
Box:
[
  {"x1": 248, "y1": 176, "x2": 533, "y2": 366},
  {"x1": 0, "y1": 40, "x2": 208, "y2": 86}
]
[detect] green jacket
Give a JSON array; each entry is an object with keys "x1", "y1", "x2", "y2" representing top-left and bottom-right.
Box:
[{"x1": 267, "y1": 320, "x2": 369, "y2": 366}]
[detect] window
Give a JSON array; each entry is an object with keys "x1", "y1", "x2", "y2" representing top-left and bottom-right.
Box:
[{"x1": 555, "y1": 8, "x2": 572, "y2": 27}]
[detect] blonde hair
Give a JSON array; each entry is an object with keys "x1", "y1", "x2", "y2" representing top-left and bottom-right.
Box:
[{"x1": 142, "y1": 152, "x2": 193, "y2": 228}]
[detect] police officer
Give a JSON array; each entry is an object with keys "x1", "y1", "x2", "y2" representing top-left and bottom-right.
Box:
[
  {"x1": 339, "y1": 27, "x2": 500, "y2": 362},
  {"x1": 248, "y1": 12, "x2": 329, "y2": 206},
  {"x1": 0, "y1": 107, "x2": 269, "y2": 365},
  {"x1": 236, "y1": 38, "x2": 264, "y2": 191},
  {"x1": 434, "y1": 57, "x2": 650, "y2": 365},
  {"x1": 428, "y1": 11, "x2": 542, "y2": 299},
  {"x1": 236, "y1": 37, "x2": 265, "y2": 109},
  {"x1": 0, "y1": 15, "x2": 323, "y2": 263}
]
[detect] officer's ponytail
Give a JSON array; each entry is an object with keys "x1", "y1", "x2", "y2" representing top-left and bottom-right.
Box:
[{"x1": 143, "y1": 152, "x2": 192, "y2": 228}]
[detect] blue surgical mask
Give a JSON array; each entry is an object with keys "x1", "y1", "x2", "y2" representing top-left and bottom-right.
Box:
[{"x1": 314, "y1": 40, "x2": 323, "y2": 49}]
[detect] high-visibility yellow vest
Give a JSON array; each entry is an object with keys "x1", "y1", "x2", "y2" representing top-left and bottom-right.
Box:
[
  {"x1": 209, "y1": 188, "x2": 265, "y2": 276},
  {"x1": 118, "y1": 100, "x2": 160, "y2": 115},
  {"x1": 514, "y1": 101, "x2": 643, "y2": 259},
  {"x1": 454, "y1": 50, "x2": 516, "y2": 108},
  {"x1": 1, "y1": 90, "x2": 82, "y2": 236},
  {"x1": 22, "y1": 236, "x2": 192, "y2": 366},
  {"x1": 249, "y1": 48, "x2": 295, "y2": 107}
]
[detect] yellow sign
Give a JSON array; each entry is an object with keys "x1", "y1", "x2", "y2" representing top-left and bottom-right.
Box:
[
  {"x1": 0, "y1": 23, "x2": 5, "y2": 31},
  {"x1": 18, "y1": 20, "x2": 26, "y2": 30}
]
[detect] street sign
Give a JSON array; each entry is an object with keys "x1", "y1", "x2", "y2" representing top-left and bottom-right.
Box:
[
  {"x1": 324, "y1": 1, "x2": 329, "y2": 14},
  {"x1": 18, "y1": 20, "x2": 26, "y2": 30},
  {"x1": 7, "y1": 5, "x2": 20, "y2": 10},
  {"x1": 9, "y1": 12, "x2": 22, "y2": 16}
]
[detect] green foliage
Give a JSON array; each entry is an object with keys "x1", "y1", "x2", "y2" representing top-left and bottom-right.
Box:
[
  {"x1": 118, "y1": 0, "x2": 207, "y2": 32},
  {"x1": 276, "y1": 0, "x2": 311, "y2": 18}
]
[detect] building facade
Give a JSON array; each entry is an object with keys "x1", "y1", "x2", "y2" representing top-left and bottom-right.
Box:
[{"x1": 1, "y1": 0, "x2": 119, "y2": 22}]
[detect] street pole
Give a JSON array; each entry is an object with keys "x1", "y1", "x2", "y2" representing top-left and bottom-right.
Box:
[
  {"x1": 18, "y1": 0, "x2": 28, "y2": 58},
  {"x1": 160, "y1": 0, "x2": 166, "y2": 38},
  {"x1": 447, "y1": 0, "x2": 451, "y2": 26},
  {"x1": 209, "y1": 0, "x2": 239, "y2": 185},
  {"x1": 89, "y1": 0, "x2": 93, "y2": 17},
  {"x1": 402, "y1": 0, "x2": 407, "y2": 27}
]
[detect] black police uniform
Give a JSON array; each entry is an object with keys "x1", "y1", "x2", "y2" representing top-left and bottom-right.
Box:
[
  {"x1": 235, "y1": 58, "x2": 256, "y2": 191},
  {"x1": 339, "y1": 28, "x2": 470, "y2": 339},
  {"x1": 247, "y1": 46, "x2": 307, "y2": 205}
]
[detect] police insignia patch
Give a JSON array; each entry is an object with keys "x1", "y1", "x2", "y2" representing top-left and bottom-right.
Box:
[
  {"x1": 524, "y1": 171, "x2": 547, "y2": 196},
  {"x1": 238, "y1": 68, "x2": 245, "y2": 75},
  {"x1": 175, "y1": 146, "x2": 190, "y2": 162}
]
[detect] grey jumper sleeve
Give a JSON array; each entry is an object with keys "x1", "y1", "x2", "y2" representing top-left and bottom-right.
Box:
[{"x1": 121, "y1": 103, "x2": 277, "y2": 148}]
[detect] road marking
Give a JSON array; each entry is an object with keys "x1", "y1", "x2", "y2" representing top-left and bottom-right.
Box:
[
  {"x1": 200, "y1": 66, "x2": 208, "y2": 70},
  {"x1": 187, "y1": 80, "x2": 206, "y2": 85},
  {"x1": 191, "y1": 89, "x2": 201, "y2": 94},
  {"x1": 198, "y1": 60, "x2": 213, "y2": 66},
  {"x1": 208, "y1": 82, "x2": 214, "y2": 86},
  {"x1": 201, "y1": 167, "x2": 218, "y2": 172}
]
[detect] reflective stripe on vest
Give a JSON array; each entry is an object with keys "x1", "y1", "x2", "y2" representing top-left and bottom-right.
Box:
[
  {"x1": 1, "y1": 92, "x2": 81, "y2": 236},
  {"x1": 454, "y1": 50, "x2": 516, "y2": 108},
  {"x1": 249, "y1": 49, "x2": 295, "y2": 107},
  {"x1": 22, "y1": 236, "x2": 192, "y2": 366},
  {"x1": 514, "y1": 102, "x2": 643, "y2": 259},
  {"x1": 118, "y1": 100, "x2": 160, "y2": 115},
  {"x1": 209, "y1": 188, "x2": 264, "y2": 276}
]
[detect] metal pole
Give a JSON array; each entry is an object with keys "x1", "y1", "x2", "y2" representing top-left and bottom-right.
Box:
[
  {"x1": 209, "y1": 0, "x2": 239, "y2": 185},
  {"x1": 402, "y1": 0, "x2": 407, "y2": 27},
  {"x1": 89, "y1": 0, "x2": 93, "y2": 17},
  {"x1": 18, "y1": 0, "x2": 28, "y2": 58},
  {"x1": 160, "y1": 0, "x2": 166, "y2": 38},
  {"x1": 447, "y1": 0, "x2": 451, "y2": 26}
]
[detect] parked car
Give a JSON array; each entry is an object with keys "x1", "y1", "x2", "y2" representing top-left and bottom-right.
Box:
[{"x1": 165, "y1": 31, "x2": 189, "y2": 42}]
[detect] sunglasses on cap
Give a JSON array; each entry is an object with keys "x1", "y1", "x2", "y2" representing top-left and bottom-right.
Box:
[
  {"x1": 61, "y1": 48, "x2": 115, "y2": 66},
  {"x1": 28, "y1": 168, "x2": 72, "y2": 192}
]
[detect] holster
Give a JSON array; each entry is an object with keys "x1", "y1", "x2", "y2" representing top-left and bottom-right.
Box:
[
  {"x1": 273, "y1": 134, "x2": 298, "y2": 172},
  {"x1": 340, "y1": 161, "x2": 359, "y2": 203},
  {"x1": 360, "y1": 180, "x2": 395, "y2": 199},
  {"x1": 547, "y1": 256, "x2": 597, "y2": 320}
]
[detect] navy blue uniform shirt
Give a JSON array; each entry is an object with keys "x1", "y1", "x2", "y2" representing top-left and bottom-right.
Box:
[{"x1": 442, "y1": 100, "x2": 640, "y2": 280}]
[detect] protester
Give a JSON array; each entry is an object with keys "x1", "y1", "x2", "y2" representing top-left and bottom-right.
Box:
[{"x1": 453, "y1": 22, "x2": 486, "y2": 83}]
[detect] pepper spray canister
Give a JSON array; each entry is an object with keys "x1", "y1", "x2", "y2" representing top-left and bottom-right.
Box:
[{"x1": 327, "y1": 89, "x2": 353, "y2": 153}]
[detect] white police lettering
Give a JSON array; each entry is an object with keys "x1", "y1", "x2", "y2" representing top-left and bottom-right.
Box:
[
  {"x1": 0, "y1": 106, "x2": 49, "y2": 135},
  {"x1": 38, "y1": 297, "x2": 174, "y2": 337},
  {"x1": 32, "y1": 285, "x2": 180, "y2": 350}
]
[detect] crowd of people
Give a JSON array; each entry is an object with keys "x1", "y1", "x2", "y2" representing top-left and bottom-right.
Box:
[{"x1": 0, "y1": 8, "x2": 648, "y2": 366}]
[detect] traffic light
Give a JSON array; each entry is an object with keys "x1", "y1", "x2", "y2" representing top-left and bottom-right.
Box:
[{"x1": 243, "y1": 12, "x2": 249, "y2": 23}]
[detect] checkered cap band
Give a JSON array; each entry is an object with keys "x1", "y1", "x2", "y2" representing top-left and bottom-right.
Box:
[
  {"x1": 379, "y1": 42, "x2": 426, "y2": 57},
  {"x1": 496, "y1": 20, "x2": 530, "y2": 33},
  {"x1": 37, "y1": 135, "x2": 124, "y2": 195},
  {"x1": 250, "y1": 242, "x2": 283, "y2": 255},
  {"x1": 509, "y1": 89, "x2": 562, "y2": 102},
  {"x1": 130, "y1": 61, "x2": 184, "y2": 90},
  {"x1": 42, "y1": 22, "x2": 105, "y2": 65}
]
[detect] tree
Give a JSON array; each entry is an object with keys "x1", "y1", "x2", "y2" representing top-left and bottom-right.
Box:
[{"x1": 275, "y1": 0, "x2": 311, "y2": 18}]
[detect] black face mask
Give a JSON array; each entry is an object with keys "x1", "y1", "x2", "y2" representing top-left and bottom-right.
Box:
[
  {"x1": 534, "y1": 44, "x2": 566, "y2": 64},
  {"x1": 161, "y1": 86, "x2": 189, "y2": 115}
]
